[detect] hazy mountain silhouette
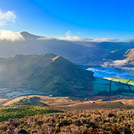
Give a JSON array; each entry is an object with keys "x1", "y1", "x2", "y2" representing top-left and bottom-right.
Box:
[{"x1": 0, "y1": 31, "x2": 134, "y2": 68}]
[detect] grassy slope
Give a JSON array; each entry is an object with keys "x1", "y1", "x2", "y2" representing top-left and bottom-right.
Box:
[
  {"x1": 2, "y1": 95, "x2": 79, "y2": 107},
  {"x1": 2, "y1": 95, "x2": 134, "y2": 111}
]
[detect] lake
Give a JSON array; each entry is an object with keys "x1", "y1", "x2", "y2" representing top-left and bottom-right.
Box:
[{"x1": 87, "y1": 67, "x2": 134, "y2": 80}]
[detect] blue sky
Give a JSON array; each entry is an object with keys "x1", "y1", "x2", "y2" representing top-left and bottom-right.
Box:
[{"x1": 0, "y1": 0, "x2": 134, "y2": 40}]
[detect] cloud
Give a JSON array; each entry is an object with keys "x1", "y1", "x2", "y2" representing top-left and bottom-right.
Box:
[
  {"x1": 122, "y1": 67, "x2": 134, "y2": 72},
  {"x1": 58, "y1": 31, "x2": 81, "y2": 41},
  {"x1": 0, "y1": 30, "x2": 25, "y2": 41},
  {"x1": 101, "y1": 60, "x2": 134, "y2": 73},
  {"x1": 37, "y1": 37, "x2": 53, "y2": 40},
  {"x1": 58, "y1": 31, "x2": 120, "y2": 42},
  {"x1": 101, "y1": 60, "x2": 128, "y2": 68},
  {"x1": 0, "y1": 10, "x2": 16, "y2": 26},
  {"x1": 113, "y1": 60, "x2": 128, "y2": 66},
  {"x1": 91, "y1": 38, "x2": 119, "y2": 42},
  {"x1": 82, "y1": 38, "x2": 120, "y2": 42}
]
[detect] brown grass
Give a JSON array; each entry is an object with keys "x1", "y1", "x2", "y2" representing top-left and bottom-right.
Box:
[
  {"x1": 2, "y1": 95, "x2": 134, "y2": 110},
  {"x1": 0, "y1": 109, "x2": 134, "y2": 133}
]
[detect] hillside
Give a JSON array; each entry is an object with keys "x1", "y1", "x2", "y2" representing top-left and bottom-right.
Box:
[
  {"x1": 105, "y1": 48, "x2": 134, "y2": 73},
  {"x1": 3, "y1": 95, "x2": 134, "y2": 110},
  {"x1": 0, "y1": 53, "x2": 94, "y2": 97},
  {"x1": 106, "y1": 48, "x2": 134, "y2": 63}
]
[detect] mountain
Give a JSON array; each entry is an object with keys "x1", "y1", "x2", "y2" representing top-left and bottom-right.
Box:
[
  {"x1": 0, "y1": 53, "x2": 94, "y2": 96},
  {"x1": 0, "y1": 31, "x2": 134, "y2": 70},
  {"x1": 21, "y1": 31, "x2": 41, "y2": 40}
]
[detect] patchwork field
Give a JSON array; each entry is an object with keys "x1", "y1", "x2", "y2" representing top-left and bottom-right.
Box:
[{"x1": 93, "y1": 77, "x2": 134, "y2": 94}]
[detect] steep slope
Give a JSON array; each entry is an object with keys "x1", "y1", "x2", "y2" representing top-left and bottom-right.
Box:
[{"x1": 0, "y1": 53, "x2": 94, "y2": 96}]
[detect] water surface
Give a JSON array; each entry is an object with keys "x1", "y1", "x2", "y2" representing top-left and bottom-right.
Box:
[{"x1": 87, "y1": 67, "x2": 134, "y2": 80}]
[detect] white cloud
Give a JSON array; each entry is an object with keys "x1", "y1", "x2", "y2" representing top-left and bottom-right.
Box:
[
  {"x1": 58, "y1": 31, "x2": 81, "y2": 41},
  {"x1": 122, "y1": 67, "x2": 134, "y2": 72},
  {"x1": 113, "y1": 60, "x2": 128, "y2": 66},
  {"x1": 0, "y1": 30, "x2": 25, "y2": 41},
  {"x1": 37, "y1": 37, "x2": 53, "y2": 40},
  {"x1": 91, "y1": 38, "x2": 119, "y2": 42},
  {"x1": 58, "y1": 31, "x2": 120, "y2": 42},
  {"x1": 101, "y1": 60, "x2": 128, "y2": 68},
  {"x1": 0, "y1": 10, "x2": 16, "y2": 26}
]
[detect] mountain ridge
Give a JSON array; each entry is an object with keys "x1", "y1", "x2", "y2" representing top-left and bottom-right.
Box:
[{"x1": 0, "y1": 31, "x2": 134, "y2": 71}]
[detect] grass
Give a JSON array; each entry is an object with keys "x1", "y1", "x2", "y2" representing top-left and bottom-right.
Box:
[
  {"x1": 0, "y1": 105, "x2": 60, "y2": 122},
  {"x1": 104, "y1": 77, "x2": 129, "y2": 83}
]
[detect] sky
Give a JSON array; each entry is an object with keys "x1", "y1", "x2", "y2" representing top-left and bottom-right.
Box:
[{"x1": 0, "y1": 0, "x2": 134, "y2": 40}]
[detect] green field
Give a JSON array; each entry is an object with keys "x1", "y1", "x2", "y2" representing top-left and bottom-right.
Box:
[{"x1": 104, "y1": 77, "x2": 134, "y2": 86}]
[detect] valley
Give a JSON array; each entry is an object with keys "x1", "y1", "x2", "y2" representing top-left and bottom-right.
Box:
[
  {"x1": 0, "y1": 44, "x2": 134, "y2": 133},
  {"x1": 0, "y1": 54, "x2": 134, "y2": 100},
  {"x1": 1, "y1": 1, "x2": 134, "y2": 133}
]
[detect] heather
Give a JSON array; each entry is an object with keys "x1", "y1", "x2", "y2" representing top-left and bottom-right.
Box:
[{"x1": 0, "y1": 109, "x2": 134, "y2": 133}]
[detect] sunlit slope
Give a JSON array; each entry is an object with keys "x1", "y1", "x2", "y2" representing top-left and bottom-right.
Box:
[
  {"x1": 0, "y1": 53, "x2": 94, "y2": 96},
  {"x1": 124, "y1": 49, "x2": 134, "y2": 64},
  {"x1": 106, "y1": 48, "x2": 134, "y2": 65}
]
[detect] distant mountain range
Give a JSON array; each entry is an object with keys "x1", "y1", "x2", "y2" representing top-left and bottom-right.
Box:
[
  {"x1": 0, "y1": 53, "x2": 94, "y2": 96},
  {"x1": 1, "y1": 31, "x2": 134, "y2": 71}
]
